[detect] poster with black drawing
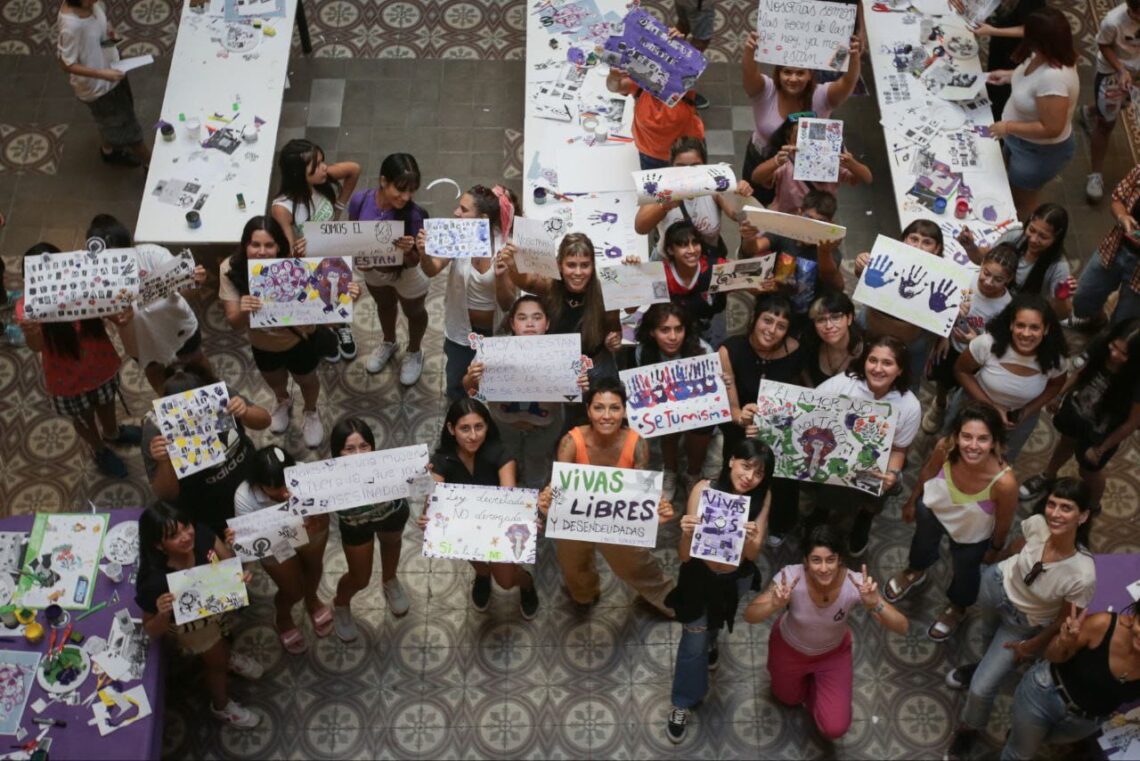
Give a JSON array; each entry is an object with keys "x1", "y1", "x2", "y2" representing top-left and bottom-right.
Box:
[
  {"x1": 167, "y1": 557, "x2": 249, "y2": 626},
  {"x1": 424, "y1": 218, "x2": 493, "y2": 259},
  {"x1": 708, "y1": 255, "x2": 777, "y2": 294},
  {"x1": 597, "y1": 261, "x2": 670, "y2": 311},
  {"x1": 152, "y1": 382, "x2": 235, "y2": 478},
  {"x1": 138, "y1": 249, "x2": 196, "y2": 306},
  {"x1": 286, "y1": 444, "x2": 430, "y2": 516},
  {"x1": 852, "y1": 235, "x2": 974, "y2": 337},
  {"x1": 22, "y1": 248, "x2": 139, "y2": 322},
  {"x1": 226, "y1": 505, "x2": 309, "y2": 563},
  {"x1": 247, "y1": 256, "x2": 354, "y2": 328},
  {"x1": 794, "y1": 118, "x2": 844, "y2": 183}
]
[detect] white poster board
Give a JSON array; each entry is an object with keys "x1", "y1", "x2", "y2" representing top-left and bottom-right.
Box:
[
  {"x1": 755, "y1": 0, "x2": 857, "y2": 72},
  {"x1": 556, "y1": 143, "x2": 640, "y2": 193},
  {"x1": 475, "y1": 333, "x2": 586, "y2": 403},
  {"x1": 138, "y1": 249, "x2": 196, "y2": 306},
  {"x1": 152, "y1": 382, "x2": 235, "y2": 478},
  {"x1": 620, "y1": 353, "x2": 733, "y2": 438},
  {"x1": 690, "y1": 487, "x2": 750, "y2": 566},
  {"x1": 226, "y1": 505, "x2": 308, "y2": 563},
  {"x1": 22, "y1": 248, "x2": 139, "y2": 322},
  {"x1": 167, "y1": 557, "x2": 249, "y2": 625},
  {"x1": 632, "y1": 163, "x2": 737, "y2": 205},
  {"x1": 544, "y1": 462, "x2": 664, "y2": 548},
  {"x1": 794, "y1": 118, "x2": 844, "y2": 183},
  {"x1": 422, "y1": 483, "x2": 539, "y2": 564},
  {"x1": 743, "y1": 206, "x2": 847, "y2": 244},
  {"x1": 301, "y1": 220, "x2": 404, "y2": 267},
  {"x1": 510, "y1": 216, "x2": 561, "y2": 279},
  {"x1": 285, "y1": 444, "x2": 430, "y2": 516},
  {"x1": 248, "y1": 256, "x2": 354, "y2": 328},
  {"x1": 597, "y1": 261, "x2": 670, "y2": 311},
  {"x1": 424, "y1": 218, "x2": 493, "y2": 259},
  {"x1": 708, "y1": 255, "x2": 777, "y2": 294}
]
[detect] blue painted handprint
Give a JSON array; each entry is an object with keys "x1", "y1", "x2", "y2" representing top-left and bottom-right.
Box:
[
  {"x1": 897, "y1": 265, "x2": 927, "y2": 299},
  {"x1": 864, "y1": 255, "x2": 897, "y2": 288},
  {"x1": 927, "y1": 278, "x2": 958, "y2": 312}
]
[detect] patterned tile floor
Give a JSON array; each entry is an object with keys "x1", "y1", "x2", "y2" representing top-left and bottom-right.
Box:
[{"x1": 0, "y1": 0, "x2": 1137, "y2": 758}]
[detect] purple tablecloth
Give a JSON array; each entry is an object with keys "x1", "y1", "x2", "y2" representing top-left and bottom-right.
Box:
[
  {"x1": 3, "y1": 509, "x2": 164, "y2": 760},
  {"x1": 1090, "y1": 553, "x2": 1140, "y2": 614}
]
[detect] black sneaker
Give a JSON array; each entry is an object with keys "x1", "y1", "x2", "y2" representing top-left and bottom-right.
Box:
[
  {"x1": 707, "y1": 642, "x2": 719, "y2": 671},
  {"x1": 666, "y1": 707, "x2": 688, "y2": 744},
  {"x1": 945, "y1": 663, "x2": 979, "y2": 690},
  {"x1": 693, "y1": 92, "x2": 710, "y2": 110},
  {"x1": 104, "y1": 424, "x2": 143, "y2": 446},
  {"x1": 336, "y1": 326, "x2": 357, "y2": 360},
  {"x1": 94, "y1": 447, "x2": 128, "y2": 479},
  {"x1": 100, "y1": 147, "x2": 141, "y2": 167},
  {"x1": 944, "y1": 728, "x2": 978, "y2": 760},
  {"x1": 471, "y1": 574, "x2": 492, "y2": 612},
  {"x1": 519, "y1": 585, "x2": 539, "y2": 620}
]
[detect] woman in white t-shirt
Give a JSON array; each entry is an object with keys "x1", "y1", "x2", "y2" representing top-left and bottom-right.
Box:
[
  {"x1": 943, "y1": 478, "x2": 1097, "y2": 761},
  {"x1": 986, "y1": 8, "x2": 1080, "y2": 220},
  {"x1": 812, "y1": 335, "x2": 922, "y2": 557},
  {"x1": 951, "y1": 293, "x2": 1069, "y2": 462}
]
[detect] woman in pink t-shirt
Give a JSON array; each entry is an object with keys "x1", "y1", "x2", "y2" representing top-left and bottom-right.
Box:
[{"x1": 744, "y1": 526, "x2": 908, "y2": 739}]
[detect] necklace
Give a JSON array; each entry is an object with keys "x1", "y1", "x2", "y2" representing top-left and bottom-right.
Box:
[
  {"x1": 820, "y1": 344, "x2": 847, "y2": 376},
  {"x1": 565, "y1": 296, "x2": 584, "y2": 308}
]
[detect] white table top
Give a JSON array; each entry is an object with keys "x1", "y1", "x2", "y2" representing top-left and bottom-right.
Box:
[
  {"x1": 135, "y1": 0, "x2": 295, "y2": 245},
  {"x1": 861, "y1": 0, "x2": 1017, "y2": 263}
]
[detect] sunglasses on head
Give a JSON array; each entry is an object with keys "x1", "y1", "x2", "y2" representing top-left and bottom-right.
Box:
[{"x1": 1023, "y1": 560, "x2": 1047, "y2": 587}]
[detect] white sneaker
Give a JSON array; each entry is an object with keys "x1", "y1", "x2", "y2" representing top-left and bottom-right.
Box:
[
  {"x1": 383, "y1": 578, "x2": 411, "y2": 617},
  {"x1": 302, "y1": 410, "x2": 324, "y2": 449},
  {"x1": 1086, "y1": 172, "x2": 1105, "y2": 203},
  {"x1": 399, "y1": 350, "x2": 424, "y2": 386},
  {"x1": 332, "y1": 605, "x2": 358, "y2": 642},
  {"x1": 228, "y1": 652, "x2": 263, "y2": 680},
  {"x1": 210, "y1": 699, "x2": 260, "y2": 728},
  {"x1": 269, "y1": 394, "x2": 292, "y2": 434},
  {"x1": 662, "y1": 471, "x2": 678, "y2": 501},
  {"x1": 365, "y1": 341, "x2": 398, "y2": 374}
]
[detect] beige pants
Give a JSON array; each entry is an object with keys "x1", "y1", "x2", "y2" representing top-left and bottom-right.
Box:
[{"x1": 555, "y1": 539, "x2": 675, "y2": 615}]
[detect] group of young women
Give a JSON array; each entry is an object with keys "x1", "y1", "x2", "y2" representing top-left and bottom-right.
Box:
[{"x1": 10, "y1": 7, "x2": 1140, "y2": 753}]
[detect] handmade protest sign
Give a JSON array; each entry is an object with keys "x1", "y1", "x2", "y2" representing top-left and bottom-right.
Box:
[
  {"x1": 753, "y1": 380, "x2": 895, "y2": 495},
  {"x1": 853, "y1": 235, "x2": 973, "y2": 337},
  {"x1": 633, "y1": 163, "x2": 737, "y2": 206},
  {"x1": 227, "y1": 505, "x2": 308, "y2": 563},
  {"x1": 545, "y1": 463, "x2": 664, "y2": 548},
  {"x1": 571, "y1": 193, "x2": 646, "y2": 262},
  {"x1": 794, "y1": 118, "x2": 844, "y2": 183},
  {"x1": 422, "y1": 484, "x2": 539, "y2": 564},
  {"x1": 22, "y1": 248, "x2": 139, "y2": 322},
  {"x1": 286, "y1": 444, "x2": 430, "y2": 516},
  {"x1": 475, "y1": 333, "x2": 586, "y2": 402},
  {"x1": 510, "y1": 216, "x2": 561, "y2": 279},
  {"x1": 301, "y1": 220, "x2": 404, "y2": 267},
  {"x1": 152, "y1": 382, "x2": 235, "y2": 478},
  {"x1": 743, "y1": 206, "x2": 847, "y2": 244},
  {"x1": 14, "y1": 513, "x2": 107, "y2": 610},
  {"x1": 138, "y1": 249, "x2": 195, "y2": 306},
  {"x1": 755, "y1": 0, "x2": 857, "y2": 72},
  {"x1": 167, "y1": 557, "x2": 249, "y2": 625},
  {"x1": 620, "y1": 353, "x2": 732, "y2": 438},
  {"x1": 708, "y1": 255, "x2": 777, "y2": 294},
  {"x1": 424, "y1": 218, "x2": 493, "y2": 259},
  {"x1": 597, "y1": 261, "x2": 669, "y2": 311},
  {"x1": 601, "y1": 8, "x2": 707, "y2": 107},
  {"x1": 690, "y1": 488, "x2": 750, "y2": 566},
  {"x1": 248, "y1": 256, "x2": 354, "y2": 328}
]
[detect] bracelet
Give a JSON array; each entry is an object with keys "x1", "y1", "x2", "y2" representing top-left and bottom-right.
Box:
[{"x1": 868, "y1": 601, "x2": 885, "y2": 615}]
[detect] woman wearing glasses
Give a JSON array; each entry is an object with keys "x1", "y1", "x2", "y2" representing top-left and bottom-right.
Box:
[
  {"x1": 943, "y1": 477, "x2": 1097, "y2": 760},
  {"x1": 801, "y1": 291, "x2": 863, "y2": 387}
]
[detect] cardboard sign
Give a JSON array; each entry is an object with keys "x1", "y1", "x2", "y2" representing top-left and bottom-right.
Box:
[{"x1": 544, "y1": 462, "x2": 663, "y2": 548}]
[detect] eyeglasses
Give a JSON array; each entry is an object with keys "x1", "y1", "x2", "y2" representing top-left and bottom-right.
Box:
[
  {"x1": 1023, "y1": 560, "x2": 1047, "y2": 587},
  {"x1": 813, "y1": 313, "x2": 846, "y2": 326}
]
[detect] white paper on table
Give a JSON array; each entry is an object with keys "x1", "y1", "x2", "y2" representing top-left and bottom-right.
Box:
[
  {"x1": 544, "y1": 462, "x2": 664, "y2": 548},
  {"x1": 938, "y1": 129, "x2": 982, "y2": 172},
  {"x1": 111, "y1": 55, "x2": 154, "y2": 73},
  {"x1": 597, "y1": 261, "x2": 670, "y2": 311},
  {"x1": 510, "y1": 216, "x2": 561, "y2": 279},
  {"x1": 476, "y1": 333, "x2": 585, "y2": 403},
  {"x1": 247, "y1": 256, "x2": 354, "y2": 328},
  {"x1": 743, "y1": 206, "x2": 846, "y2": 244},
  {"x1": 689, "y1": 488, "x2": 750, "y2": 566},
  {"x1": 570, "y1": 193, "x2": 646, "y2": 262},
  {"x1": 422, "y1": 483, "x2": 539, "y2": 563},
  {"x1": 286, "y1": 444, "x2": 430, "y2": 516},
  {"x1": 708, "y1": 255, "x2": 777, "y2": 294},
  {"x1": 226, "y1": 504, "x2": 309, "y2": 562},
  {"x1": 754, "y1": 0, "x2": 857, "y2": 72},
  {"x1": 556, "y1": 143, "x2": 639, "y2": 193},
  {"x1": 301, "y1": 220, "x2": 404, "y2": 267},
  {"x1": 166, "y1": 557, "x2": 248, "y2": 625},
  {"x1": 424, "y1": 218, "x2": 492, "y2": 259},
  {"x1": 921, "y1": 59, "x2": 983, "y2": 101},
  {"x1": 1118, "y1": 739, "x2": 1140, "y2": 761},
  {"x1": 91, "y1": 686, "x2": 152, "y2": 736},
  {"x1": 794, "y1": 118, "x2": 844, "y2": 183},
  {"x1": 852, "y1": 235, "x2": 974, "y2": 337},
  {"x1": 632, "y1": 163, "x2": 736, "y2": 205},
  {"x1": 620, "y1": 353, "x2": 733, "y2": 438}
]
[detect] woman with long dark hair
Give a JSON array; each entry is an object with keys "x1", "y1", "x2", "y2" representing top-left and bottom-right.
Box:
[
  {"x1": 659, "y1": 221, "x2": 727, "y2": 345},
  {"x1": 801, "y1": 290, "x2": 863, "y2": 387}
]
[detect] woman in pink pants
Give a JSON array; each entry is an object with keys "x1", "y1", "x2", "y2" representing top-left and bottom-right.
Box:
[{"x1": 744, "y1": 526, "x2": 909, "y2": 739}]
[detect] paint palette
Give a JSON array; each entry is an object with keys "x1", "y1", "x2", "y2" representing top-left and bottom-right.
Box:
[
  {"x1": 36, "y1": 646, "x2": 90, "y2": 695},
  {"x1": 972, "y1": 195, "x2": 1014, "y2": 225}
]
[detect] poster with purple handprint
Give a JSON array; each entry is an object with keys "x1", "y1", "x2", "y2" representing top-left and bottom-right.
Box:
[
  {"x1": 633, "y1": 163, "x2": 737, "y2": 206},
  {"x1": 601, "y1": 8, "x2": 707, "y2": 107},
  {"x1": 852, "y1": 235, "x2": 973, "y2": 337},
  {"x1": 619, "y1": 353, "x2": 732, "y2": 438},
  {"x1": 422, "y1": 483, "x2": 539, "y2": 564}
]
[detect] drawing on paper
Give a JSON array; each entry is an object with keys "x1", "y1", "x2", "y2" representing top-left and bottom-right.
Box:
[
  {"x1": 22, "y1": 248, "x2": 139, "y2": 323},
  {"x1": 690, "y1": 488, "x2": 750, "y2": 566},
  {"x1": 597, "y1": 261, "x2": 670, "y2": 311},
  {"x1": 247, "y1": 256, "x2": 353, "y2": 328},
  {"x1": 0, "y1": 651, "x2": 39, "y2": 735},
  {"x1": 167, "y1": 556, "x2": 249, "y2": 626},
  {"x1": 227, "y1": 505, "x2": 309, "y2": 563},
  {"x1": 424, "y1": 218, "x2": 493, "y2": 259},
  {"x1": 153, "y1": 382, "x2": 235, "y2": 478},
  {"x1": 620, "y1": 353, "x2": 733, "y2": 438},
  {"x1": 794, "y1": 118, "x2": 844, "y2": 183},
  {"x1": 633, "y1": 164, "x2": 735, "y2": 205},
  {"x1": 601, "y1": 9, "x2": 707, "y2": 107},
  {"x1": 708, "y1": 255, "x2": 777, "y2": 294},
  {"x1": 422, "y1": 483, "x2": 540, "y2": 564},
  {"x1": 14, "y1": 513, "x2": 107, "y2": 610},
  {"x1": 475, "y1": 333, "x2": 585, "y2": 403}
]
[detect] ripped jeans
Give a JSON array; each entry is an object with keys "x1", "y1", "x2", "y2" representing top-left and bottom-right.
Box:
[{"x1": 670, "y1": 575, "x2": 752, "y2": 709}]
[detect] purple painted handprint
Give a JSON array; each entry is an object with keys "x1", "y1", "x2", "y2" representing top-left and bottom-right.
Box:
[
  {"x1": 928, "y1": 278, "x2": 958, "y2": 312},
  {"x1": 863, "y1": 255, "x2": 897, "y2": 289},
  {"x1": 589, "y1": 211, "x2": 619, "y2": 225},
  {"x1": 897, "y1": 265, "x2": 927, "y2": 299},
  {"x1": 641, "y1": 173, "x2": 662, "y2": 199},
  {"x1": 708, "y1": 168, "x2": 731, "y2": 192}
]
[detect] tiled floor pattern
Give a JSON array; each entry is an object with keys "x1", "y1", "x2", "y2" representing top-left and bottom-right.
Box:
[{"x1": 0, "y1": 1, "x2": 1137, "y2": 759}]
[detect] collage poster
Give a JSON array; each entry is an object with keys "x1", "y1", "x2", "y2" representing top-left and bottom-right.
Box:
[{"x1": 248, "y1": 256, "x2": 354, "y2": 328}]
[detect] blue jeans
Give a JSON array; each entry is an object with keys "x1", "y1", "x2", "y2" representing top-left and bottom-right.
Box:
[
  {"x1": 443, "y1": 338, "x2": 475, "y2": 403},
  {"x1": 942, "y1": 389, "x2": 1039, "y2": 464},
  {"x1": 670, "y1": 576, "x2": 752, "y2": 709},
  {"x1": 1000, "y1": 660, "x2": 1101, "y2": 760},
  {"x1": 639, "y1": 152, "x2": 671, "y2": 171},
  {"x1": 907, "y1": 497, "x2": 991, "y2": 608},
  {"x1": 1073, "y1": 247, "x2": 1140, "y2": 325},
  {"x1": 961, "y1": 564, "x2": 1042, "y2": 730}
]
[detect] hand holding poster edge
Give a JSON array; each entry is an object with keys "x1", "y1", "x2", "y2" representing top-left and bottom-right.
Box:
[
  {"x1": 544, "y1": 462, "x2": 666, "y2": 548},
  {"x1": 742, "y1": 206, "x2": 846, "y2": 245}
]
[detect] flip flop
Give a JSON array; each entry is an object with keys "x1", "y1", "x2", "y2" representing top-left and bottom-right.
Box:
[
  {"x1": 309, "y1": 606, "x2": 334, "y2": 638},
  {"x1": 277, "y1": 625, "x2": 308, "y2": 655}
]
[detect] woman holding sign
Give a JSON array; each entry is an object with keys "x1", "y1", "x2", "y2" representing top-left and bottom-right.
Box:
[
  {"x1": 420, "y1": 398, "x2": 539, "y2": 619},
  {"x1": 419, "y1": 184, "x2": 519, "y2": 401},
  {"x1": 744, "y1": 525, "x2": 908, "y2": 740},
  {"x1": 665, "y1": 439, "x2": 774, "y2": 744},
  {"x1": 538, "y1": 378, "x2": 676, "y2": 615}
]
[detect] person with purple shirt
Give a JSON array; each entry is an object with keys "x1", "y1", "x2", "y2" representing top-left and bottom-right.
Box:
[{"x1": 346, "y1": 153, "x2": 432, "y2": 385}]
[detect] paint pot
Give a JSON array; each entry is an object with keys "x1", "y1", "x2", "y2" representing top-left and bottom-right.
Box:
[
  {"x1": 186, "y1": 211, "x2": 202, "y2": 229},
  {"x1": 241, "y1": 125, "x2": 258, "y2": 143},
  {"x1": 533, "y1": 187, "x2": 547, "y2": 206},
  {"x1": 932, "y1": 197, "x2": 947, "y2": 215},
  {"x1": 581, "y1": 116, "x2": 599, "y2": 136},
  {"x1": 593, "y1": 124, "x2": 609, "y2": 143},
  {"x1": 1, "y1": 610, "x2": 18, "y2": 629},
  {"x1": 184, "y1": 116, "x2": 201, "y2": 139},
  {"x1": 14, "y1": 608, "x2": 34, "y2": 626},
  {"x1": 43, "y1": 604, "x2": 64, "y2": 628},
  {"x1": 160, "y1": 124, "x2": 175, "y2": 142},
  {"x1": 24, "y1": 622, "x2": 43, "y2": 645},
  {"x1": 955, "y1": 199, "x2": 970, "y2": 219},
  {"x1": 102, "y1": 561, "x2": 123, "y2": 584}
]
